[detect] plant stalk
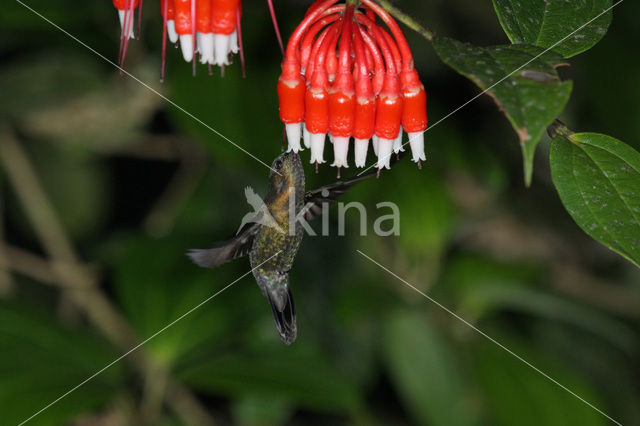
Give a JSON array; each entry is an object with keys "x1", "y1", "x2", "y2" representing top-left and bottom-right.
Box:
[
  {"x1": 547, "y1": 119, "x2": 575, "y2": 139},
  {"x1": 374, "y1": 0, "x2": 434, "y2": 42}
]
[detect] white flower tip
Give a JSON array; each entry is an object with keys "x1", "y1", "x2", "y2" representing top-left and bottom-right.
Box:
[
  {"x1": 302, "y1": 123, "x2": 311, "y2": 149},
  {"x1": 354, "y1": 138, "x2": 369, "y2": 168},
  {"x1": 393, "y1": 128, "x2": 405, "y2": 153},
  {"x1": 376, "y1": 138, "x2": 393, "y2": 170},
  {"x1": 285, "y1": 123, "x2": 303, "y2": 153},
  {"x1": 197, "y1": 32, "x2": 214, "y2": 64},
  {"x1": 214, "y1": 34, "x2": 231, "y2": 66},
  {"x1": 407, "y1": 131, "x2": 426, "y2": 163},
  {"x1": 167, "y1": 20, "x2": 179, "y2": 43},
  {"x1": 372, "y1": 135, "x2": 379, "y2": 156},
  {"x1": 310, "y1": 133, "x2": 327, "y2": 164},
  {"x1": 230, "y1": 31, "x2": 239, "y2": 54},
  {"x1": 118, "y1": 10, "x2": 135, "y2": 39},
  {"x1": 179, "y1": 34, "x2": 194, "y2": 62},
  {"x1": 331, "y1": 136, "x2": 350, "y2": 168}
]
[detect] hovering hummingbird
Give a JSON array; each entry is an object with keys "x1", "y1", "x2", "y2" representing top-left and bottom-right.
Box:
[{"x1": 188, "y1": 151, "x2": 396, "y2": 344}]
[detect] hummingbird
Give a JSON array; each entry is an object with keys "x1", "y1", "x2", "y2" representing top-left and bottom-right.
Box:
[{"x1": 188, "y1": 151, "x2": 397, "y2": 344}]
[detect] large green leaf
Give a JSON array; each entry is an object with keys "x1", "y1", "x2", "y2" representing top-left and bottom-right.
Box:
[
  {"x1": 492, "y1": 0, "x2": 613, "y2": 58},
  {"x1": 382, "y1": 309, "x2": 477, "y2": 426},
  {"x1": 433, "y1": 36, "x2": 572, "y2": 186},
  {"x1": 550, "y1": 132, "x2": 640, "y2": 268}
]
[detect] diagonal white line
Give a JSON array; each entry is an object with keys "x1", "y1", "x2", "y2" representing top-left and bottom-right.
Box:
[
  {"x1": 18, "y1": 251, "x2": 281, "y2": 426},
  {"x1": 14, "y1": 0, "x2": 280, "y2": 175},
  {"x1": 358, "y1": 0, "x2": 624, "y2": 176},
  {"x1": 356, "y1": 250, "x2": 623, "y2": 426}
]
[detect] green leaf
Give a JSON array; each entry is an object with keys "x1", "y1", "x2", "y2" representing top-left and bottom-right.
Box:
[
  {"x1": 493, "y1": 0, "x2": 613, "y2": 58},
  {"x1": 550, "y1": 132, "x2": 640, "y2": 267},
  {"x1": 433, "y1": 36, "x2": 572, "y2": 186},
  {"x1": 382, "y1": 309, "x2": 477, "y2": 426}
]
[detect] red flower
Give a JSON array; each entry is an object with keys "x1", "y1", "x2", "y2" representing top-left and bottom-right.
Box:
[
  {"x1": 278, "y1": 0, "x2": 428, "y2": 172},
  {"x1": 112, "y1": 0, "x2": 283, "y2": 79}
]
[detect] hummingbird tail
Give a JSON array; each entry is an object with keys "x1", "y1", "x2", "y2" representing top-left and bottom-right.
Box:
[{"x1": 266, "y1": 287, "x2": 297, "y2": 345}]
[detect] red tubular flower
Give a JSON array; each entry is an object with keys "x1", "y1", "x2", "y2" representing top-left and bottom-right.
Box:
[
  {"x1": 161, "y1": 0, "x2": 178, "y2": 45},
  {"x1": 278, "y1": 58, "x2": 306, "y2": 149},
  {"x1": 305, "y1": 23, "x2": 340, "y2": 164},
  {"x1": 196, "y1": 0, "x2": 213, "y2": 65},
  {"x1": 277, "y1": 0, "x2": 428, "y2": 173},
  {"x1": 328, "y1": 4, "x2": 356, "y2": 172},
  {"x1": 299, "y1": 14, "x2": 341, "y2": 75},
  {"x1": 174, "y1": 0, "x2": 195, "y2": 62},
  {"x1": 401, "y1": 69, "x2": 428, "y2": 164},
  {"x1": 352, "y1": 27, "x2": 375, "y2": 167}
]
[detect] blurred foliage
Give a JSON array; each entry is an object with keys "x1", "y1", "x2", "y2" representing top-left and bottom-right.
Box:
[{"x1": 1, "y1": 0, "x2": 640, "y2": 425}]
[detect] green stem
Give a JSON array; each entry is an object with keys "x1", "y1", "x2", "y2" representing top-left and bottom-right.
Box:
[
  {"x1": 547, "y1": 119, "x2": 575, "y2": 139},
  {"x1": 374, "y1": 0, "x2": 434, "y2": 42}
]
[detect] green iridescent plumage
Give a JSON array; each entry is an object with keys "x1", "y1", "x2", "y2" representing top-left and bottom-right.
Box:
[{"x1": 188, "y1": 150, "x2": 397, "y2": 344}]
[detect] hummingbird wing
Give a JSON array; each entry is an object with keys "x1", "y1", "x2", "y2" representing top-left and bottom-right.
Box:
[
  {"x1": 303, "y1": 174, "x2": 374, "y2": 221},
  {"x1": 187, "y1": 222, "x2": 260, "y2": 268},
  {"x1": 304, "y1": 151, "x2": 406, "y2": 221}
]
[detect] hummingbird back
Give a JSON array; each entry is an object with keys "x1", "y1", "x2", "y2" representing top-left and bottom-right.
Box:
[{"x1": 249, "y1": 152, "x2": 305, "y2": 344}]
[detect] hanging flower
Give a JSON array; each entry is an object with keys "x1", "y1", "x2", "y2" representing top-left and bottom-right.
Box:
[
  {"x1": 112, "y1": 0, "x2": 283, "y2": 79},
  {"x1": 277, "y1": 0, "x2": 428, "y2": 173}
]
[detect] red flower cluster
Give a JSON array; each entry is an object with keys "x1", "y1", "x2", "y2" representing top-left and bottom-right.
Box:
[
  {"x1": 159, "y1": 0, "x2": 241, "y2": 66},
  {"x1": 112, "y1": 0, "x2": 282, "y2": 78},
  {"x1": 277, "y1": 0, "x2": 427, "y2": 172}
]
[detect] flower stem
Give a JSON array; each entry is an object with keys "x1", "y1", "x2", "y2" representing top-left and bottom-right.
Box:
[{"x1": 374, "y1": 0, "x2": 434, "y2": 42}]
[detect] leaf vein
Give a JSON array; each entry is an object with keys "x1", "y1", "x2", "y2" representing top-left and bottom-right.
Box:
[{"x1": 578, "y1": 144, "x2": 640, "y2": 230}]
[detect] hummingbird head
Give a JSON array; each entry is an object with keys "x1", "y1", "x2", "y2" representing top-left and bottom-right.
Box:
[{"x1": 269, "y1": 151, "x2": 304, "y2": 195}]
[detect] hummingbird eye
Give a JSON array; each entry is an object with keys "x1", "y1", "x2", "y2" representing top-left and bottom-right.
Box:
[{"x1": 273, "y1": 159, "x2": 284, "y2": 170}]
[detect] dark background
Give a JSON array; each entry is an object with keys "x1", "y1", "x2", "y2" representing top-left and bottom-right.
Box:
[{"x1": 1, "y1": 0, "x2": 639, "y2": 424}]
